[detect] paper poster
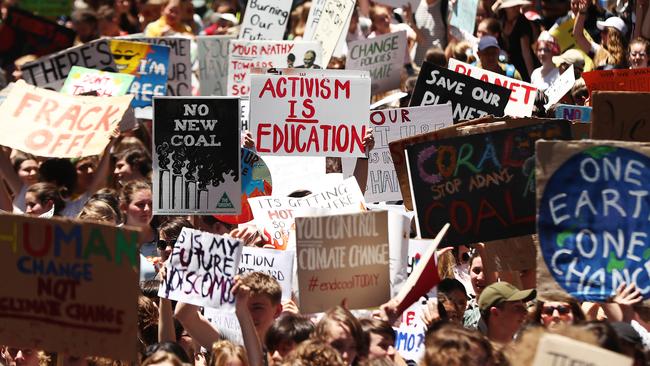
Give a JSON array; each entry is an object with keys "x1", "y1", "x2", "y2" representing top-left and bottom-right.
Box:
[
  {"x1": 544, "y1": 65, "x2": 575, "y2": 109},
  {"x1": 262, "y1": 156, "x2": 326, "y2": 196},
  {"x1": 346, "y1": 31, "x2": 406, "y2": 94},
  {"x1": 372, "y1": 0, "x2": 420, "y2": 9},
  {"x1": 555, "y1": 104, "x2": 592, "y2": 123},
  {"x1": 303, "y1": 0, "x2": 327, "y2": 40},
  {"x1": 582, "y1": 68, "x2": 650, "y2": 96},
  {"x1": 410, "y1": 62, "x2": 511, "y2": 122},
  {"x1": 61, "y1": 66, "x2": 135, "y2": 97},
  {"x1": 450, "y1": 0, "x2": 479, "y2": 35},
  {"x1": 394, "y1": 298, "x2": 427, "y2": 362},
  {"x1": 308, "y1": 0, "x2": 355, "y2": 65},
  {"x1": 0, "y1": 214, "x2": 139, "y2": 361},
  {"x1": 0, "y1": 80, "x2": 133, "y2": 158},
  {"x1": 18, "y1": 0, "x2": 72, "y2": 17},
  {"x1": 153, "y1": 97, "x2": 241, "y2": 214},
  {"x1": 484, "y1": 236, "x2": 537, "y2": 273},
  {"x1": 198, "y1": 35, "x2": 235, "y2": 96},
  {"x1": 204, "y1": 309, "x2": 244, "y2": 345},
  {"x1": 21, "y1": 39, "x2": 117, "y2": 91},
  {"x1": 532, "y1": 334, "x2": 633, "y2": 366},
  {"x1": 536, "y1": 140, "x2": 650, "y2": 301},
  {"x1": 295, "y1": 210, "x2": 390, "y2": 313},
  {"x1": 448, "y1": 58, "x2": 537, "y2": 117},
  {"x1": 227, "y1": 40, "x2": 322, "y2": 96},
  {"x1": 159, "y1": 228, "x2": 243, "y2": 308},
  {"x1": 591, "y1": 91, "x2": 650, "y2": 141},
  {"x1": 238, "y1": 246, "x2": 294, "y2": 300},
  {"x1": 239, "y1": 0, "x2": 292, "y2": 40},
  {"x1": 406, "y1": 120, "x2": 572, "y2": 244},
  {"x1": 249, "y1": 71, "x2": 370, "y2": 157}
]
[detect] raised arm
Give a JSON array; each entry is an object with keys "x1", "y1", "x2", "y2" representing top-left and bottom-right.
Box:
[
  {"x1": 0, "y1": 148, "x2": 23, "y2": 194},
  {"x1": 174, "y1": 303, "x2": 222, "y2": 349},
  {"x1": 233, "y1": 276, "x2": 265, "y2": 366},
  {"x1": 85, "y1": 139, "x2": 115, "y2": 196},
  {"x1": 572, "y1": 0, "x2": 594, "y2": 54}
]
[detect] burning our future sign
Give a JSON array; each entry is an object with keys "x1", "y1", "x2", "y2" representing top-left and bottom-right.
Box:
[{"x1": 537, "y1": 140, "x2": 650, "y2": 301}]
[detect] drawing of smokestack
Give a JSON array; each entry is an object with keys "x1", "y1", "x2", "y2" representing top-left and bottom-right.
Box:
[
  {"x1": 156, "y1": 142, "x2": 172, "y2": 209},
  {"x1": 171, "y1": 147, "x2": 186, "y2": 210}
]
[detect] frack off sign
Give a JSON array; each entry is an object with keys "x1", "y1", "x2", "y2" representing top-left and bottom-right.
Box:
[
  {"x1": 250, "y1": 71, "x2": 370, "y2": 157},
  {"x1": 537, "y1": 140, "x2": 650, "y2": 301}
]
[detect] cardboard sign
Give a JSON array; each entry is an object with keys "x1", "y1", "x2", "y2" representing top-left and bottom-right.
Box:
[
  {"x1": 346, "y1": 31, "x2": 406, "y2": 94},
  {"x1": 159, "y1": 228, "x2": 243, "y2": 308},
  {"x1": 303, "y1": 0, "x2": 327, "y2": 40},
  {"x1": 532, "y1": 334, "x2": 633, "y2": 366},
  {"x1": 198, "y1": 35, "x2": 235, "y2": 96},
  {"x1": 295, "y1": 210, "x2": 390, "y2": 313},
  {"x1": 153, "y1": 97, "x2": 241, "y2": 214},
  {"x1": 120, "y1": 36, "x2": 191, "y2": 96},
  {"x1": 21, "y1": 39, "x2": 117, "y2": 91},
  {"x1": 410, "y1": 62, "x2": 511, "y2": 122},
  {"x1": 582, "y1": 68, "x2": 650, "y2": 96},
  {"x1": 227, "y1": 40, "x2": 322, "y2": 96},
  {"x1": 0, "y1": 80, "x2": 133, "y2": 158},
  {"x1": 18, "y1": 0, "x2": 72, "y2": 17},
  {"x1": 450, "y1": 0, "x2": 479, "y2": 36},
  {"x1": 238, "y1": 247, "x2": 294, "y2": 300},
  {"x1": 544, "y1": 65, "x2": 575, "y2": 109},
  {"x1": 448, "y1": 58, "x2": 537, "y2": 117},
  {"x1": 308, "y1": 0, "x2": 355, "y2": 65},
  {"x1": 484, "y1": 236, "x2": 537, "y2": 273},
  {"x1": 249, "y1": 71, "x2": 370, "y2": 157},
  {"x1": 61, "y1": 66, "x2": 135, "y2": 97},
  {"x1": 537, "y1": 140, "x2": 650, "y2": 301},
  {"x1": 0, "y1": 213, "x2": 139, "y2": 361},
  {"x1": 239, "y1": 0, "x2": 292, "y2": 40},
  {"x1": 555, "y1": 104, "x2": 592, "y2": 123},
  {"x1": 109, "y1": 40, "x2": 170, "y2": 117},
  {"x1": 204, "y1": 309, "x2": 244, "y2": 344},
  {"x1": 591, "y1": 91, "x2": 650, "y2": 141},
  {"x1": 406, "y1": 120, "x2": 571, "y2": 244}
]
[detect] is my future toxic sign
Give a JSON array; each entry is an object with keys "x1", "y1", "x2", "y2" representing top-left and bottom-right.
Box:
[
  {"x1": 250, "y1": 72, "x2": 370, "y2": 157},
  {"x1": 537, "y1": 140, "x2": 650, "y2": 301},
  {"x1": 405, "y1": 120, "x2": 571, "y2": 244}
]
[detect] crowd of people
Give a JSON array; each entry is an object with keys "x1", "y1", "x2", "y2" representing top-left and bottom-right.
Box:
[{"x1": 2, "y1": 0, "x2": 650, "y2": 365}]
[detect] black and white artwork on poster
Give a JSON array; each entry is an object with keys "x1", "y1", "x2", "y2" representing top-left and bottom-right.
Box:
[{"x1": 153, "y1": 97, "x2": 241, "y2": 214}]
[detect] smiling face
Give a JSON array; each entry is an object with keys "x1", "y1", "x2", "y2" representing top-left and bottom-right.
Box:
[
  {"x1": 470, "y1": 257, "x2": 486, "y2": 297},
  {"x1": 18, "y1": 159, "x2": 39, "y2": 186},
  {"x1": 629, "y1": 42, "x2": 649, "y2": 69},
  {"x1": 540, "y1": 301, "x2": 574, "y2": 329},
  {"x1": 110, "y1": 40, "x2": 149, "y2": 74}
]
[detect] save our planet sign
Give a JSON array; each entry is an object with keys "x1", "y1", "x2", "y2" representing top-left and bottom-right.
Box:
[{"x1": 536, "y1": 140, "x2": 650, "y2": 301}]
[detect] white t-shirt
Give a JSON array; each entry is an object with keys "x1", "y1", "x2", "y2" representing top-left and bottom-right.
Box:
[
  {"x1": 12, "y1": 184, "x2": 27, "y2": 214},
  {"x1": 530, "y1": 67, "x2": 560, "y2": 91}
]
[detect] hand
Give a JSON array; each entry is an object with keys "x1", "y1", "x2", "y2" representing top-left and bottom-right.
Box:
[
  {"x1": 231, "y1": 275, "x2": 251, "y2": 311},
  {"x1": 578, "y1": 0, "x2": 588, "y2": 13},
  {"x1": 421, "y1": 298, "x2": 441, "y2": 328},
  {"x1": 436, "y1": 246, "x2": 454, "y2": 260},
  {"x1": 612, "y1": 283, "x2": 642, "y2": 306},
  {"x1": 229, "y1": 226, "x2": 265, "y2": 247},
  {"x1": 282, "y1": 299, "x2": 299, "y2": 314},
  {"x1": 379, "y1": 298, "x2": 401, "y2": 325},
  {"x1": 363, "y1": 129, "x2": 375, "y2": 154},
  {"x1": 242, "y1": 130, "x2": 255, "y2": 149}
]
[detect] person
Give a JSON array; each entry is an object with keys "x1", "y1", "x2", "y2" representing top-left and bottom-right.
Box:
[
  {"x1": 208, "y1": 340, "x2": 248, "y2": 366},
  {"x1": 113, "y1": 148, "x2": 152, "y2": 187},
  {"x1": 530, "y1": 31, "x2": 561, "y2": 91},
  {"x1": 413, "y1": 0, "x2": 449, "y2": 66},
  {"x1": 157, "y1": 217, "x2": 193, "y2": 263},
  {"x1": 281, "y1": 339, "x2": 345, "y2": 366},
  {"x1": 144, "y1": 0, "x2": 194, "y2": 37},
  {"x1": 0, "y1": 347, "x2": 43, "y2": 366},
  {"x1": 438, "y1": 278, "x2": 469, "y2": 322},
  {"x1": 475, "y1": 35, "x2": 522, "y2": 80},
  {"x1": 97, "y1": 5, "x2": 127, "y2": 36},
  {"x1": 493, "y1": 0, "x2": 537, "y2": 81},
  {"x1": 628, "y1": 37, "x2": 649, "y2": 69},
  {"x1": 478, "y1": 282, "x2": 536, "y2": 346},
  {"x1": 368, "y1": 5, "x2": 417, "y2": 66},
  {"x1": 463, "y1": 250, "x2": 496, "y2": 331},
  {"x1": 266, "y1": 313, "x2": 314, "y2": 364},
  {"x1": 0, "y1": 151, "x2": 38, "y2": 214},
  {"x1": 119, "y1": 180, "x2": 156, "y2": 279},
  {"x1": 422, "y1": 323, "x2": 496, "y2": 366},
  {"x1": 359, "y1": 318, "x2": 398, "y2": 363},
  {"x1": 533, "y1": 298, "x2": 585, "y2": 330},
  {"x1": 24, "y1": 182, "x2": 66, "y2": 217},
  {"x1": 77, "y1": 199, "x2": 120, "y2": 224},
  {"x1": 296, "y1": 50, "x2": 321, "y2": 69},
  {"x1": 313, "y1": 306, "x2": 368, "y2": 365},
  {"x1": 141, "y1": 350, "x2": 184, "y2": 366},
  {"x1": 574, "y1": 0, "x2": 627, "y2": 68}
]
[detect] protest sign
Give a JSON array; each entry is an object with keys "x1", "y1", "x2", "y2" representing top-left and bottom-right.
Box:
[
  {"x1": 109, "y1": 40, "x2": 170, "y2": 118},
  {"x1": 18, "y1": 0, "x2": 71, "y2": 17},
  {"x1": 346, "y1": 31, "x2": 406, "y2": 94},
  {"x1": 239, "y1": 0, "x2": 292, "y2": 40},
  {"x1": 0, "y1": 80, "x2": 133, "y2": 158},
  {"x1": 250, "y1": 71, "x2": 370, "y2": 157},
  {"x1": 555, "y1": 104, "x2": 592, "y2": 123},
  {"x1": 204, "y1": 309, "x2": 244, "y2": 344},
  {"x1": 448, "y1": 58, "x2": 537, "y2": 117},
  {"x1": 450, "y1": 0, "x2": 479, "y2": 35},
  {"x1": 484, "y1": 236, "x2": 536, "y2": 274},
  {"x1": 303, "y1": 0, "x2": 327, "y2": 40},
  {"x1": 544, "y1": 65, "x2": 575, "y2": 109},
  {"x1": 405, "y1": 120, "x2": 571, "y2": 244},
  {"x1": 537, "y1": 140, "x2": 650, "y2": 301},
  {"x1": 532, "y1": 334, "x2": 633, "y2": 366},
  {"x1": 0, "y1": 213, "x2": 140, "y2": 361},
  {"x1": 373, "y1": 0, "x2": 419, "y2": 7},
  {"x1": 342, "y1": 104, "x2": 453, "y2": 202},
  {"x1": 61, "y1": 66, "x2": 135, "y2": 97},
  {"x1": 153, "y1": 97, "x2": 241, "y2": 214},
  {"x1": 582, "y1": 68, "x2": 650, "y2": 96},
  {"x1": 410, "y1": 62, "x2": 511, "y2": 122},
  {"x1": 572, "y1": 122, "x2": 591, "y2": 140},
  {"x1": 308, "y1": 0, "x2": 355, "y2": 65},
  {"x1": 120, "y1": 36, "x2": 191, "y2": 96},
  {"x1": 394, "y1": 298, "x2": 427, "y2": 362},
  {"x1": 21, "y1": 39, "x2": 117, "y2": 91},
  {"x1": 0, "y1": 7, "x2": 75, "y2": 67},
  {"x1": 295, "y1": 210, "x2": 390, "y2": 313},
  {"x1": 249, "y1": 177, "x2": 366, "y2": 250},
  {"x1": 591, "y1": 91, "x2": 650, "y2": 141},
  {"x1": 239, "y1": 246, "x2": 294, "y2": 300},
  {"x1": 159, "y1": 228, "x2": 243, "y2": 308},
  {"x1": 227, "y1": 40, "x2": 322, "y2": 96},
  {"x1": 198, "y1": 35, "x2": 235, "y2": 96}
]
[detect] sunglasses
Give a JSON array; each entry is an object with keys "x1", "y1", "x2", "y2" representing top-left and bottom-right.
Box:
[
  {"x1": 157, "y1": 239, "x2": 171, "y2": 250},
  {"x1": 113, "y1": 54, "x2": 134, "y2": 60},
  {"x1": 542, "y1": 305, "x2": 570, "y2": 315}
]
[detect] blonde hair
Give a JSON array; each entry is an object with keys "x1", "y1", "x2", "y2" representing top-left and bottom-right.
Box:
[
  {"x1": 141, "y1": 351, "x2": 183, "y2": 366},
  {"x1": 281, "y1": 339, "x2": 345, "y2": 366},
  {"x1": 78, "y1": 199, "x2": 120, "y2": 224},
  {"x1": 595, "y1": 27, "x2": 626, "y2": 67},
  {"x1": 209, "y1": 340, "x2": 248, "y2": 366}
]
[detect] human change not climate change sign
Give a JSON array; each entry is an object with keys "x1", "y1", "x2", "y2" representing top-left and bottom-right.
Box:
[{"x1": 537, "y1": 140, "x2": 650, "y2": 301}]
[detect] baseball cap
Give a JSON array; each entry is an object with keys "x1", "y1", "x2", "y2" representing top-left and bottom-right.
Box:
[
  {"x1": 478, "y1": 36, "x2": 501, "y2": 52},
  {"x1": 478, "y1": 282, "x2": 536, "y2": 311},
  {"x1": 597, "y1": 16, "x2": 628, "y2": 34},
  {"x1": 552, "y1": 49, "x2": 586, "y2": 69}
]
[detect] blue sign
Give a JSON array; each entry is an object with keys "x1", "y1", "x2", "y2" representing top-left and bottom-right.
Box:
[
  {"x1": 539, "y1": 145, "x2": 650, "y2": 301},
  {"x1": 555, "y1": 104, "x2": 592, "y2": 123}
]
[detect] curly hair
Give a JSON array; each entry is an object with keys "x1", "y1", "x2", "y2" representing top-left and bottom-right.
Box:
[
  {"x1": 209, "y1": 340, "x2": 248, "y2": 366},
  {"x1": 422, "y1": 324, "x2": 495, "y2": 366},
  {"x1": 281, "y1": 339, "x2": 345, "y2": 366}
]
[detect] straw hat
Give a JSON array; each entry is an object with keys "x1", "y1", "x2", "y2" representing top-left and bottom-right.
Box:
[{"x1": 492, "y1": 0, "x2": 532, "y2": 12}]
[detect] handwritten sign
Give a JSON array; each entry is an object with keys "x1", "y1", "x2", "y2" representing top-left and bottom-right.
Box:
[
  {"x1": 532, "y1": 334, "x2": 632, "y2": 366},
  {"x1": 406, "y1": 120, "x2": 571, "y2": 244},
  {"x1": 544, "y1": 65, "x2": 575, "y2": 109},
  {"x1": 227, "y1": 40, "x2": 322, "y2": 96},
  {"x1": 537, "y1": 140, "x2": 650, "y2": 301},
  {"x1": 303, "y1": 0, "x2": 327, "y2": 40},
  {"x1": 21, "y1": 39, "x2": 117, "y2": 91},
  {"x1": 159, "y1": 227, "x2": 243, "y2": 308},
  {"x1": 394, "y1": 299, "x2": 427, "y2": 362},
  {"x1": 555, "y1": 104, "x2": 592, "y2": 123},
  {"x1": 198, "y1": 35, "x2": 235, "y2": 96},
  {"x1": 346, "y1": 31, "x2": 406, "y2": 94},
  {"x1": 239, "y1": 0, "x2": 292, "y2": 40},
  {"x1": 450, "y1": 0, "x2": 479, "y2": 35},
  {"x1": 250, "y1": 71, "x2": 370, "y2": 157},
  {"x1": 308, "y1": 0, "x2": 355, "y2": 65},
  {"x1": 153, "y1": 97, "x2": 241, "y2": 214},
  {"x1": 0, "y1": 213, "x2": 139, "y2": 361},
  {"x1": 0, "y1": 80, "x2": 133, "y2": 158},
  {"x1": 61, "y1": 66, "x2": 134, "y2": 97},
  {"x1": 295, "y1": 210, "x2": 390, "y2": 313},
  {"x1": 239, "y1": 247, "x2": 294, "y2": 300},
  {"x1": 448, "y1": 58, "x2": 537, "y2": 117},
  {"x1": 582, "y1": 68, "x2": 650, "y2": 96},
  {"x1": 410, "y1": 62, "x2": 511, "y2": 122},
  {"x1": 591, "y1": 91, "x2": 650, "y2": 141}
]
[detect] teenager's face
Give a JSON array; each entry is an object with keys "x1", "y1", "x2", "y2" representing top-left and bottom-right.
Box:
[
  {"x1": 493, "y1": 300, "x2": 528, "y2": 338},
  {"x1": 368, "y1": 333, "x2": 396, "y2": 361},
  {"x1": 325, "y1": 321, "x2": 356, "y2": 365},
  {"x1": 541, "y1": 301, "x2": 574, "y2": 329},
  {"x1": 18, "y1": 159, "x2": 39, "y2": 186},
  {"x1": 25, "y1": 192, "x2": 52, "y2": 216},
  {"x1": 470, "y1": 257, "x2": 486, "y2": 296},
  {"x1": 76, "y1": 158, "x2": 96, "y2": 191},
  {"x1": 536, "y1": 42, "x2": 554, "y2": 63},
  {"x1": 248, "y1": 294, "x2": 279, "y2": 337},
  {"x1": 629, "y1": 43, "x2": 649, "y2": 69},
  {"x1": 124, "y1": 189, "x2": 152, "y2": 227},
  {"x1": 114, "y1": 158, "x2": 138, "y2": 185}
]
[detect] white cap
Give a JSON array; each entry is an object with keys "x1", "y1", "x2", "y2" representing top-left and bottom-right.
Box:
[{"x1": 597, "y1": 16, "x2": 627, "y2": 34}]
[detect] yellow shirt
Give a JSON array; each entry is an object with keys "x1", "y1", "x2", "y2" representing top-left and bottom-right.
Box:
[{"x1": 144, "y1": 16, "x2": 193, "y2": 37}]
